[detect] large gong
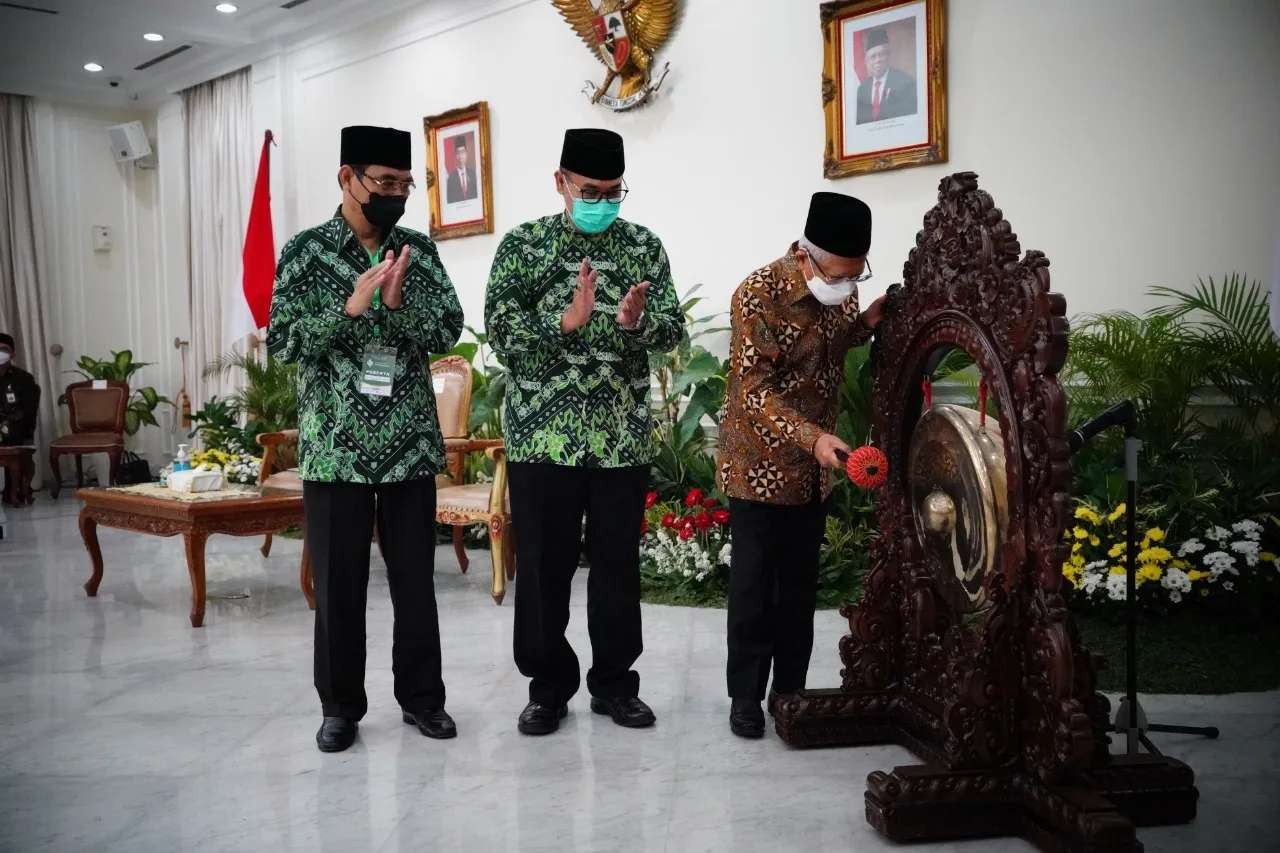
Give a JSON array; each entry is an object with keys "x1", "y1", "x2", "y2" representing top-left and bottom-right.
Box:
[
  {"x1": 771, "y1": 173, "x2": 1197, "y2": 852},
  {"x1": 909, "y1": 404, "x2": 1007, "y2": 614}
]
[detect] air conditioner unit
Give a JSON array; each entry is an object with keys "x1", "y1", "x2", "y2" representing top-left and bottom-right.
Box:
[{"x1": 106, "y1": 121, "x2": 152, "y2": 163}]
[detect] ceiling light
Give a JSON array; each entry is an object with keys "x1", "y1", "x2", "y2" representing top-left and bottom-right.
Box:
[
  {"x1": 215, "y1": 3, "x2": 237, "y2": 13},
  {"x1": 84, "y1": 62, "x2": 103, "y2": 72},
  {"x1": 144, "y1": 32, "x2": 164, "y2": 42}
]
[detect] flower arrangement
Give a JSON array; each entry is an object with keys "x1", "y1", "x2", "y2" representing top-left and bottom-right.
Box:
[
  {"x1": 189, "y1": 442, "x2": 262, "y2": 486},
  {"x1": 640, "y1": 488, "x2": 732, "y2": 597},
  {"x1": 1062, "y1": 502, "x2": 1277, "y2": 611}
]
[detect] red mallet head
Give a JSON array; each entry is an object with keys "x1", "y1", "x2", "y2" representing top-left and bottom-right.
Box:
[{"x1": 845, "y1": 445, "x2": 888, "y2": 490}]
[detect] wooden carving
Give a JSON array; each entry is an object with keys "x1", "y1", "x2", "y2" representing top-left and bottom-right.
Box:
[{"x1": 773, "y1": 173, "x2": 1198, "y2": 850}]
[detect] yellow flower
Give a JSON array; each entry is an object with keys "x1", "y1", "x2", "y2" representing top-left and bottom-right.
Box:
[
  {"x1": 1062, "y1": 565, "x2": 1081, "y2": 588},
  {"x1": 1108, "y1": 542, "x2": 1127, "y2": 558},
  {"x1": 1145, "y1": 528, "x2": 1166, "y2": 542},
  {"x1": 1070, "y1": 554, "x2": 1085, "y2": 568},
  {"x1": 1262, "y1": 552, "x2": 1278, "y2": 563},
  {"x1": 1074, "y1": 505, "x2": 1101, "y2": 525},
  {"x1": 1110, "y1": 566, "x2": 1126, "y2": 575},
  {"x1": 1072, "y1": 542, "x2": 1082, "y2": 554},
  {"x1": 1137, "y1": 563, "x2": 1162, "y2": 584},
  {"x1": 1089, "y1": 536, "x2": 1101, "y2": 547},
  {"x1": 1137, "y1": 547, "x2": 1172, "y2": 564},
  {"x1": 1171, "y1": 559, "x2": 1190, "y2": 570},
  {"x1": 1187, "y1": 570, "x2": 1208, "y2": 581},
  {"x1": 1108, "y1": 503, "x2": 1127, "y2": 523},
  {"x1": 1072, "y1": 527, "x2": 1089, "y2": 540}
]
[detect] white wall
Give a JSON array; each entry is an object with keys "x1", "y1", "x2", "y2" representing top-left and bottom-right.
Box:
[
  {"x1": 33, "y1": 102, "x2": 188, "y2": 471},
  {"x1": 256, "y1": 0, "x2": 1280, "y2": 337}
]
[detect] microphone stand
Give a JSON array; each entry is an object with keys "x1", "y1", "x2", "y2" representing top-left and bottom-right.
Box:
[{"x1": 1070, "y1": 403, "x2": 1219, "y2": 755}]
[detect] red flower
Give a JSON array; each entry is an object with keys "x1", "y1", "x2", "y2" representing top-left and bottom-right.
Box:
[
  {"x1": 641, "y1": 518, "x2": 649, "y2": 534},
  {"x1": 678, "y1": 526, "x2": 694, "y2": 541},
  {"x1": 846, "y1": 445, "x2": 889, "y2": 490},
  {"x1": 701, "y1": 497, "x2": 718, "y2": 509},
  {"x1": 684, "y1": 487, "x2": 704, "y2": 507},
  {"x1": 694, "y1": 512, "x2": 712, "y2": 530},
  {"x1": 712, "y1": 509, "x2": 731, "y2": 526},
  {"x1": 645, "y1": 490, "x2": 658, "y2": 509},
  {"x1": 681, "y1": 517, "x2": 695, "y2": 531},
  {"x1": 661, "y1": 513, "x2": 677, "y2": 529}
]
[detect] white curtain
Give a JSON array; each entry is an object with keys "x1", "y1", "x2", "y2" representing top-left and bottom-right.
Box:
[
  {"x1": 183, "y1": 68, "x2": 254, "y2": 409},
  {"x1": 0, "y1": 93, "x2": 58, "y2": 489}
]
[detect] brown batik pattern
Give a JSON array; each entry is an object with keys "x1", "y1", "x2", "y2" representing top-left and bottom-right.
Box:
[{"x1": 716, "y1": 248, "x2": 873, "y2": 506}]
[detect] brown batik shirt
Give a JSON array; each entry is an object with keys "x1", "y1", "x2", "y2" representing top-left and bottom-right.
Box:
[{"x1": 716, "y1": 247, "x2": 874, "y2": 506}]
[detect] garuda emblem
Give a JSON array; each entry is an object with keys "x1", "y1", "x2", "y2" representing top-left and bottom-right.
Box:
[{"x1": 551, "y1": 0, "x2": 678, "y2": 111}]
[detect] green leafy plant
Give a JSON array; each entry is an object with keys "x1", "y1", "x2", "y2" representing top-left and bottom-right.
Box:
[
  {"x1": 69, "y1": 350, "x2": 172, "y2": 435},
  {"x1": 202, "y1": 351, "x2": 298, "y2": 435},
  {"x1": 649, "y1": 286, "x2": 730, "y2": 498}
]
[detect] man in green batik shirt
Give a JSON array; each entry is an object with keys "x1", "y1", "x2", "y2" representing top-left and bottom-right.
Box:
[
  {"x1": 267, "y1": 125, "x2": 463, "y2": 753},
  {"x1": 485, "y1": 128, "x2": 684, "y2": 736}
]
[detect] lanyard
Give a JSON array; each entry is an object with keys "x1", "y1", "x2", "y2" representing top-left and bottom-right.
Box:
[{"x1": 366, "y1": 246, "x2": 385, "y2": 338}]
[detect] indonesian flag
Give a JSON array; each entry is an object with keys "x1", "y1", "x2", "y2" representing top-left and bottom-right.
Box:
[{"x1": 226, "y1": 130, "x2": 276, "y2": 346}]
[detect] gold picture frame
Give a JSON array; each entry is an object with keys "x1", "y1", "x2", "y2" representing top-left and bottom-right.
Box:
[
  {"x1": 423, "y1": 101, "x2": 494, "y2": 241},
  {"x1": 821, "y1": 0, "x2": 947, "y2": 178}
]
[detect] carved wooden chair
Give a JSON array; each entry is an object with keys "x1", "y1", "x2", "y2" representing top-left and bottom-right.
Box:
[
  {"x1": 49, "y1": 380, "x2": 127, "y2": 498},
  {"x1": 431, "y1": 354, "x2": 514, "y2": 604}
]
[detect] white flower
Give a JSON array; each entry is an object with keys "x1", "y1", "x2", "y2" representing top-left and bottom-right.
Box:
[
  {"x1": 1223, "y1": 581, "x2": 1235, "y2": 592},
  {"x1": 1177, "y1": 538, "x2": 1205, "y2": 557},
  {"x1": 1231, "y1": 519, "x2": 1262, "y2": 541},
  {"x1": 1230, "y1": 540, "x2": 1260, "y2": 566},
  {"x1": 682, "y1": 569, "x2": 693, "y2": 578},
  {"x1": 1082, "y1": 573, "x2": 1103, "y2": 596},
  {"x1": 1106, "y1": 573, "x2": 1128, "y2": 601},
  {"x1": 1085, "y1": 560, "x2": 1108, "y2": 571},
  {"x1": 1161, "y1": 567, "x2": 1192, "y2": 593},
  {"x1": 1202, "y1": 550, "x2": 1238, "y2": 578},
  {"x1": 1169, "y1": 591, "x2": 1182, "y2": 603},
  {"x1": 1206, "y1": 526, "x2": 1231, "y2": 544}
]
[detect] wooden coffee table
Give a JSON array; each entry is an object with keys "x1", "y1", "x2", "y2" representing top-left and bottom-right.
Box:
[{"x1": 77, "y1": 484, "x2": 307, "y2": 627}]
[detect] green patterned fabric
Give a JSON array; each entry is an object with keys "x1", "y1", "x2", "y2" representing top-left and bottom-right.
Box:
[
  {"x1": 267, "y1": 209, "x2": 463, "y2": 484},
  {"x1": 484, "y1": 212, "x2": 684, "y2": 467}
]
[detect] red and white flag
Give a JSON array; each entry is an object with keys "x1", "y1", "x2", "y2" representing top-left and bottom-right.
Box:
[{"x1": 226, "y1": 130, "x2": 276, "y2": 346}]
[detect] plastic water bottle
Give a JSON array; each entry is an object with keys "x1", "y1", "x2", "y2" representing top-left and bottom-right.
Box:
[{"x1": 173, "y1": 444, "x2": 192, "y2": 472}]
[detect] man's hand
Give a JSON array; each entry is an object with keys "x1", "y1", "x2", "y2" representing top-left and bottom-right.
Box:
[
  {"x1": 345, "y1": 257, "x2": 393, "y2": 318},
  {"x1": 814, "y1": 433, "x2": 853, "y2": 470},
  {"x1": 379, "y1": 246, "x2": 412, "y2": 310},
  {"x1": 858, "y1": 295, "x2": 886, "y2": 331},
  {"x1": 561, "y1": 258, "x2": 597, "y2": 334},
  {"x1": 617, "y1": 281, "x2": 649, "y2": 330}
]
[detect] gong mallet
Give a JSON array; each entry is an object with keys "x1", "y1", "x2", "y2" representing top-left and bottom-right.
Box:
[{"x1": 1069, "y1": 400, "x2": 1219, "y2": 755}]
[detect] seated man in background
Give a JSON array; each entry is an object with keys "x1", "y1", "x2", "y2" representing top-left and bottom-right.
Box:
[
  {"x1": 0, "y1": 332, "x2": 38, "y2": 447},
  {"x1": 716, "y1": 192, "x2": 885, "y2": 739}
]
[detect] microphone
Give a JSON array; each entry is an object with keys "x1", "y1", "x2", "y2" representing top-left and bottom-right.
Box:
[{"x1": 1069, "y1": 400, "x2": 1136, "y2": 453}]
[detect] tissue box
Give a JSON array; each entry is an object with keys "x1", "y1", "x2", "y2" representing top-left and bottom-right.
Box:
[{"x1": 168, "y1": 468, "x2": 225, "y2": 493}]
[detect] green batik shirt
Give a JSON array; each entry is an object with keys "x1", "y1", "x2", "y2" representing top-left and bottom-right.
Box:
[
  {"x1": 266, "y1": 208, "x2": 464, "y2": 484},
  {"x1": 484, "y1": 212, "x2": 684, "y2": 467}
]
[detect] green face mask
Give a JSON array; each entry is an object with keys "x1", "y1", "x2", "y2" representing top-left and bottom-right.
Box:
[{"x1": 570, "y1": 198, "x2": 621, "y2": 234}]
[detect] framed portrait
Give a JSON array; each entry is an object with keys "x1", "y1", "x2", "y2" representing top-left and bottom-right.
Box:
[
  {"x1": 820, "y1": 0, "x2": 947, "y2": 178},
  {"x1": 423, "y1": 101, "x2": 494, "y2": 240}
]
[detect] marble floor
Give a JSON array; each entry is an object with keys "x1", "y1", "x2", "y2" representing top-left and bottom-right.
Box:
[{"x1": 1, "y1": 499, "x2": 1276, "y2": 853}]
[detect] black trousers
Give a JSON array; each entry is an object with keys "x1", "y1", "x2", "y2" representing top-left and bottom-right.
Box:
[
  {"x1": 303, "y1": 478, "x2": 443, "y2": 720},
  {"x1": 726, "y1": 496, "x2": 829, "y2": 700},
  {"x1": 508, "y1": 462, "x2": 649, "y2": 706}
]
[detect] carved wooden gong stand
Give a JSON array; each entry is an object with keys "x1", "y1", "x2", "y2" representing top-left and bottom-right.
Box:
[{"x1": 773, "y1": 173, "x2": 1197, "y2": 851}]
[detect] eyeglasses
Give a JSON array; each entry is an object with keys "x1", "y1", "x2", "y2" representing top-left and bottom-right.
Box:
[
  {"x1": 810, "y1": 253, "x2": 873, "y2": 285},
  {"x1": 356, "y1": 169, "x2": 415, "y2": 195},
  {"x1": 563, "y1": 176, "x2": 629, "y2": 204}
]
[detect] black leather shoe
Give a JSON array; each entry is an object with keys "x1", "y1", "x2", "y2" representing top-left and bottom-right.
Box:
[
  {"x1": 316, "y1": 716, "x2": 357, "y2": 752},
  {"x1": 518, "y1": 701, "x2": 568, "y2": 735},
  {"x1": 403, "y1": 707, "x2": 457, "y2": 740},
  {"x1": 590, "y1": 696, "x2": 656, "y2": 728},
  {"x1": 730, "y1": 698, "x2": 765, "y2": 739}
]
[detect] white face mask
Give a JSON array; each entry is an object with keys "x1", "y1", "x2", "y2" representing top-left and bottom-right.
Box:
[
  {"x1": 0, "y1": 352, "x2": 11, "y2": 365},
  {"x1": 802, "y1": 256, "x2": 856, "y2": 306}
]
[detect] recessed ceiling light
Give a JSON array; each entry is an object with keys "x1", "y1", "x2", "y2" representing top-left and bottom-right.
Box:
[
  {"x1": 144, "y1": 32, "x2": 164, "y2": 42},
  {"x1": 215, "y1": 3, "x2": 237, "y2": 13},
  {"x1": 84, "y1": 62, "x2": 103, "y2": 72}
]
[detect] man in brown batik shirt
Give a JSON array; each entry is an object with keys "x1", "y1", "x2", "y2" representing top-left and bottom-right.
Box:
[{"x1": 716, "y1": 192, "x2": 885, "y2": 739}]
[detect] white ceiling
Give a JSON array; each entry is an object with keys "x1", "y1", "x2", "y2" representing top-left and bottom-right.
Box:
[{"x1": 0, "y1": 0, "x2": 422, "y2": 107}]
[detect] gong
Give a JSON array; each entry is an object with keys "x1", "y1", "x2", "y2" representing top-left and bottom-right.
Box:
[{"x1": 908, "y1": 404, "x2": 1008, "y2": 614}]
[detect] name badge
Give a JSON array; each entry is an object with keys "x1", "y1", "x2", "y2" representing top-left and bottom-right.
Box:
[
  {"x1": 4, "y1": 391, "x2": 15, "y2": 404},
  {"x1": 359, "y1": 345, "x2": 398, "y2": 397}
]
